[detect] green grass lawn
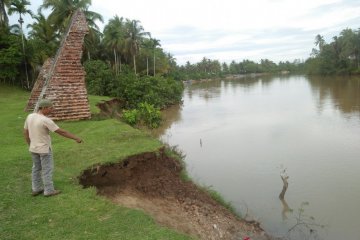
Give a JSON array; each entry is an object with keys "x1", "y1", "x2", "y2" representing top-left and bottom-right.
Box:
[{"x1": 0, "y1": 84, "x2": 192, "y2": 240}]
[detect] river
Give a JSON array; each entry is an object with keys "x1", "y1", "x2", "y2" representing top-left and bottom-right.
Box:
[{"x1": 154, "y1": 75, "x2": 360, "y2": 240}]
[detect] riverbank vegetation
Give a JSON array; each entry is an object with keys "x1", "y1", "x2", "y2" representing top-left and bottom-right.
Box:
[
  {"x1": 1, "y1": 1, "x2": 359, "y2": 98},
  {"x1": 305, "y1": 30, "x2": 360, "y2": 75}
]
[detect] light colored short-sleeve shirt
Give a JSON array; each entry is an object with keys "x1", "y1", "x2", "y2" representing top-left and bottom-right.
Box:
[{"x1": 24, "y1": 113, "x2": 59, "y2": 153}]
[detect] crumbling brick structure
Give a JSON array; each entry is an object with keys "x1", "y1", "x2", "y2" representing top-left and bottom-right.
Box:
[{"x1": 25, "y1": 10, "x2": 91, "y2": 120}]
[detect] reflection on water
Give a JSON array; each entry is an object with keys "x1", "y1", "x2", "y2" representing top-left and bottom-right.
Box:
[
  {"x1": 309, "y1": 76, "x2": 360, "y2": 116},
  {"x1": 149, "y1": 104, "x2": 182, "y2": 137},
  {"x1": 280, "y1": 199, "x2": 291, "y2": 221},
  {"x1": 182, "y1": 75, "x2": 360, "y2": 117},
  {"x1": 158, "y1": 75, "x2": 360, "y2": 240}
]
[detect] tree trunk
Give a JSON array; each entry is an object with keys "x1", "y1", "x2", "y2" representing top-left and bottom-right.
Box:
[
  {"x1": 119, "y1": 56, "x2": 122, "y2": 72},
  {"x1": 0, "y1": 0, "x2": 9, "y2": 27},
  {"x1": 280, "y1": 198, "x2": 291, "y2": 220},
  {"x1": 153, "y1": 52, "x2": 156, "y2": 76},
  {"x1": 113, "y1": 48, "x2": 117, "y2": 76},
  {"x1": 19, "y1": 17, "x2": 30, "y2": 89},
  {"x1": 133, "y1": 55, "x2": 136, "y2": 75},
  {"x1": 119, "y1": 55, "x2": 121, "y2": 72}
]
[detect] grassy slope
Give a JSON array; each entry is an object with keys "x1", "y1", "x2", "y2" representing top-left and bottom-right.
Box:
[{"x1": 0, "y1": 84, "x2": 192, "y2": 240}]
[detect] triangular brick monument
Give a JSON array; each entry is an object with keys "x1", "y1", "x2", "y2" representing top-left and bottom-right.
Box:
[{"x1": 25, "y1": 10, "x2": 91, "y2": 120}]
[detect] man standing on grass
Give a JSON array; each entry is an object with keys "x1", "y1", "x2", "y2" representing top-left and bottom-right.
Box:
[{"x1": 23, "y1": 99, "x2": 82, "y2": 197}]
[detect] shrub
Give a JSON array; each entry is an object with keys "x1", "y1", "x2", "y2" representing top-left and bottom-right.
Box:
[
  {"x1": 122, "y1": 109, "x2": 139, "y2": 126},
  {"x1": 122, "y1": 102, "x2": 161, "y2": 129},
  {"x1": 138, "y1": 102, "x2": 162, "y2": 129},
  {"x1": 84, "y1": 60, "x2": 114, "y2": 96},
  {"x1": 114, "y1": 74, "x2": 183, "y2": 109},
  {"x1": 0, "y1": 33, "x2": 22, "y2": 83}
]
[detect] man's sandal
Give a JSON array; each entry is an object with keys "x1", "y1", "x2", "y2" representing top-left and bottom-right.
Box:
[
  {"x1": 44, "y1": 190, "x2": 61, "y2": 197},
  {"x1": 31, "y1": 190, "x2": 44, "y2": 196}
]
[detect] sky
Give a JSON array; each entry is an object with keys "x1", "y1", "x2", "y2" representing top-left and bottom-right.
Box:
[{"x1": 8, "y1": 0, "x2": 360, "y2": 65}]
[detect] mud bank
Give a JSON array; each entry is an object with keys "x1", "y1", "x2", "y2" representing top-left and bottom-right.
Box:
[{"x1": 79, "y1": 148, "x2": 270, "y2": 240}]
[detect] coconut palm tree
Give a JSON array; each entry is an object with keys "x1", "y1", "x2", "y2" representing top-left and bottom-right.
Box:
[
  {"x1": 27, "y1": 10, "x2": 59, "y2": 47},
  {"x1": 81, "y1": 5, "x2": 103, "y2": 60},
  {"x1": 103, "y1": 15, "x2": 125, "y2": 75},
  {"x1": 0, "y1": 0, "x2": 10, "y2": 28},
  {"x1": 27, "y1": 10, "x2": 59, "y2": 69},
  {"x1": 150, "y1": 38, "x2": 160, "y2": 76},
  {"x1": 7, "y1": 0, "x2": 33, "y2": 89},
  {"x1": 315, "y1": 34, "x2": 325, "y2": 52},
  {"x1": 164, "y1": 52, "x2": 177, "y2": 74},
  {"x1": 83, "y1": 26, "x2": 102, "y2": 60},
  {"x1": 40, "y1": 0, "x2": 103, "y2": 65},
  {"x1": 141, "y1": 38, "x2": 153, "y2": 76},
  {"x1": 339, "y1": 28, "x2": 359, "y2": 68},
  {"x1": 124, "y1": 19, "x2": 150, "y2": 75},
  {"x1": 40, "y1": 0, "x2": 103, "y2": 34}
]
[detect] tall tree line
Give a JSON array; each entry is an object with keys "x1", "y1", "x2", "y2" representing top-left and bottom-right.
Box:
[
  {"x1": 0, "y1": 0, "x2": 174, "y2": 89},
  {"x1": 172, "y1": 57, "x2": 305, "y2": 81},
  {"x1": 305, "y1": 29, "x2": 360, "y2": 75},
  {"x1": 1, "y1": 0, "x2": 359, "y2": 90}
]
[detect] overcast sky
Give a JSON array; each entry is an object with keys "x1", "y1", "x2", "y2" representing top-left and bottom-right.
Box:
[{"x1": 8, "y1": 0, "x2": 360, "y2": 65}]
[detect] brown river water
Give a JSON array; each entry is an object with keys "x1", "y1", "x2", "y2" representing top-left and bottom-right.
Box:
[{"x1": 153, "y1": 75, "x2": 360, "y2": 240}]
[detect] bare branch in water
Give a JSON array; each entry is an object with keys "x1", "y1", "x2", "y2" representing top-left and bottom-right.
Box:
[{"x1": 279, "y1": 171, "x2": 289, "y2": 200}]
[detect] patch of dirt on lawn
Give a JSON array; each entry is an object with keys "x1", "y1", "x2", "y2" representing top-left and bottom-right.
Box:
[{"x1": 79, "y1": 148, "x2": 270, "y2": 240}]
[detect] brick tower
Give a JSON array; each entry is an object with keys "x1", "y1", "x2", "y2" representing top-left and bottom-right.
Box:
[{"x1": 25, "y1": 10, "x2": 91, "y2": 120}]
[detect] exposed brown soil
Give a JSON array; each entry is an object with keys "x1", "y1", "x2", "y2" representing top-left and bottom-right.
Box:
[
  {"x1": 94, "y1": 98, "x2": 125, "y2": 119},
  {"x1": 79, "y1": 148, "x2": 270, "y2": 240}
]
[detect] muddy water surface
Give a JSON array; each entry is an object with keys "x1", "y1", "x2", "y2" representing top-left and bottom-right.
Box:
[{"x1": 155, "y1": 75, "x2": 360, "y2": 240}]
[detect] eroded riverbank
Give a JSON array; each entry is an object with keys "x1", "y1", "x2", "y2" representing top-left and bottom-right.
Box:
[{"x1": 79, "y1": 148, "x2": 270, "y2": 240}]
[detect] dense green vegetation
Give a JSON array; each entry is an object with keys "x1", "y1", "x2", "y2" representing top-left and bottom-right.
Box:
[
  {"x1": 122, "y1": 102, "x2": 162, "y2": 129},
  {"x1": 172, "y1": 57, "x2": 305, "y2": 80},
  {"x1": 1, "y1": 1, "x2": 360, "y2": 93},
  {"x1": 1, "y1": 0, "x2": 184, "y2": 128},
  {"x1": 305, "y1": 30, "x2": 360, "y2": 75},
  {"x1": 1, "y1": 0, "x2": 182, "y2": 108},
  {"x1": 0, "y1": 83, "x2": 192, "y2": 240}
]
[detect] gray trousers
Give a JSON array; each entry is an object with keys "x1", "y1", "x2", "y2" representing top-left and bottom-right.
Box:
[{"x1": 31, "y1": 149, "x2": 55, "y2": 195}]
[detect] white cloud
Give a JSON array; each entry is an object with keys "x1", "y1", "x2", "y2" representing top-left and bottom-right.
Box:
[{"x1": 91, "y1": 0, "x2": 359, "y2": 64}]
